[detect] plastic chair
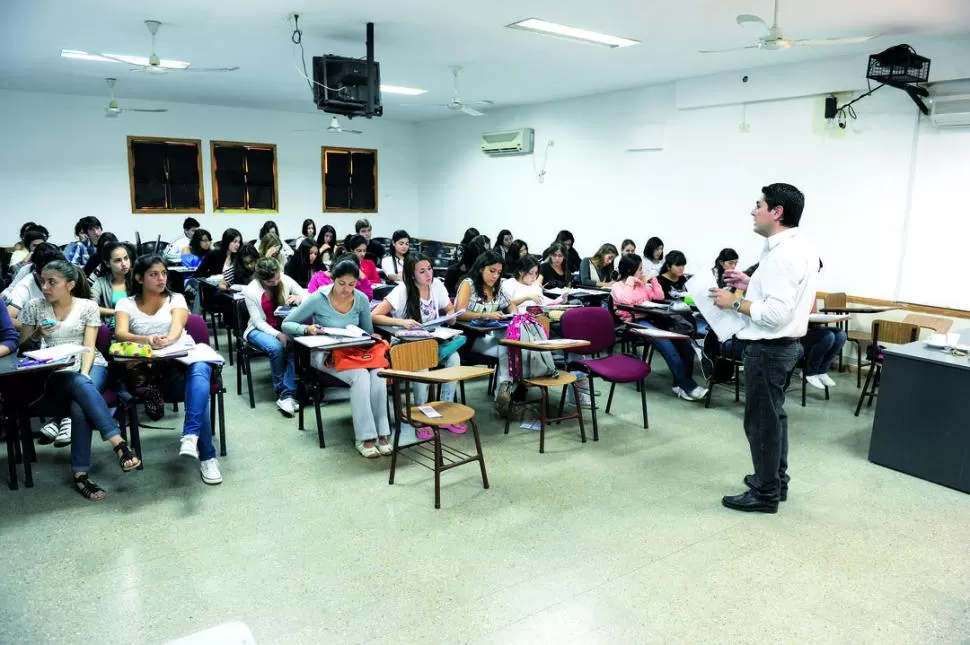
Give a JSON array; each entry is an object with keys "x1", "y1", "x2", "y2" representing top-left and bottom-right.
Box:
[{"x1": 231, "y1": 297, "x2": 269, "y2": 409}]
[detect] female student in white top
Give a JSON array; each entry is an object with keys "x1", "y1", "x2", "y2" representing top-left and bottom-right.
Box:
[
  {"x1": 372, "y1": 252, "x2": 466, "y2": 438},
  {"x1": 642, "y1": 237, "x2": 665, "y2": 278},
  {"x1": 380, "y1": 229, "x2": 410, "y2": 283},
  {"x1": 19, "y1": 260, "x2": 141, "y2": 500},
  {"x1": 500, "y1": 256, "x2": 566, "y2": 313},
  {"x1": 243, "y1": 258, "x2": 306, "y2": 416},
  {"x1": 114, "y1": 254, "x2": 223, "y2": 485}
]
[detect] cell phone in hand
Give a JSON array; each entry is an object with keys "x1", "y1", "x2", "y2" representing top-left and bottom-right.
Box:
[{"x1": 41, "y1": 319, "x2": 58, "y2": 328}]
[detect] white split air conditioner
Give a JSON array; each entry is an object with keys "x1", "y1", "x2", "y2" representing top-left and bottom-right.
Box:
[
  {"x1": 930, "y1": 94, "x2": 970, "y2": 128},
  {"x1": 481, "y1": 128, "x2": 535, "y2": 155}
]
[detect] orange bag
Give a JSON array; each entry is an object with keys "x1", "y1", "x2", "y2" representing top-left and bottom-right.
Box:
[{"x1": 328, "y1": 341, "x2": 390, "y2": 371}]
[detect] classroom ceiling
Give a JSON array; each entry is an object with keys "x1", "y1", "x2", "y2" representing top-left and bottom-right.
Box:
[{"x1": 2, "y1": 0, "x2": 969, "y2": 122}]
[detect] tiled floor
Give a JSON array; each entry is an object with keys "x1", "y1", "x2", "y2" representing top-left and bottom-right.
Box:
[{"x1": 1, "y1": 357, "x2": 968, "y2": 644}]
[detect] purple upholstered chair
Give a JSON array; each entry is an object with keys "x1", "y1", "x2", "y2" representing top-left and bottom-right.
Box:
[{"x1": 560, "y1": 307, "x2": 651, "y2": 439}]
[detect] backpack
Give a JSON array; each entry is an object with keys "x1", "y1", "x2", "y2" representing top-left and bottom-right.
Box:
[{"x1": 506, "y1": 313, "x2": 558, "y2": 382}]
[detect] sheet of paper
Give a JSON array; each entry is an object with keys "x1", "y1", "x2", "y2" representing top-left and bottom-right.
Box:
[
  {"x1": 25, "y1": 344, "x2": 91, "y2": 361},
  {"x1": 175, "y1": 343, "x2": 226, "y2": 365},
  {"x1": 421, "y1": 309, "x2": 465, "y2": 329},
  {"x1": 685, "y1": 273, "x2": 745, "y2": 340},
  {"x1": 430, "y1": 327, "x2": 463, "y2": 340},
  {"x1": 630, "y1": 327, "x2": 691, "y2": 340},
  {"x1": 229, "y1": 284, "x2": 245, "y2": 292},
  {"x1": 417, "y1": 405, "x2": 442, "y2": 418},
  {"x1": 520, "y1": 419, "x2": 542, "y2": 431},
  {"x1": 273, "y1": 306, "x2": 294, "y2": 317},
  {"x1": 297, "y1": 335, "x2": 373, "y2": 349},
  {"x1": 322, "y1": 325, "x2": 368, "y2": 338},
  {"x1": 151, "y1": 336, "x2": 198, "y2": 357},
  {"x1": 533, "y1": 338, "x2": 582, "y2": 346},
  {"x1": 545, "y1": 287, "x2": 602, "y2": 297},
  {"x1": 808, "y1": 313, "x2": 850, "y2": 323}
]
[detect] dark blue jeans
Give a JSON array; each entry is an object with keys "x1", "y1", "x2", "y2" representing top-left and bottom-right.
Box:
[
  {"x1": 801, "y1": 327, "x2": 848, "y2": 376},
  {"x1": 44, "y1": 366, "x2": 120, "y2": 473},
  {"x1": 163, "y1": 362, "x2": 216, "y2": 461},
  {"x1": 638, "y1": 321, "x2": 700, "y2": 393},
  {"x1": 742, "y1": 340, "x2": 803, "y2": 500},
  {"x1": 246, "y1": 329, "x2": 297, "y2": 399}
]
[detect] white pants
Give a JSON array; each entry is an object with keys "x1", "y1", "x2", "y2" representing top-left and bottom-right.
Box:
[{"x1": 312, "y1": 360, "x2": 390, "y2": 442}]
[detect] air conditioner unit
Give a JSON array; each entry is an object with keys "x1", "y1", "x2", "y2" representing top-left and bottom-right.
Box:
[
  {"x1": 930, "y1": 94, "x2": 970, "y2": 127},
  {"x1": 481, "y1": 128, "x2": 534, "y2": 155}
]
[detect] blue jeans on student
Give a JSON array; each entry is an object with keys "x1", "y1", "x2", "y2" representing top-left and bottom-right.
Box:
[
  {"x1": 44, "y1": 366, "x2": 119, "y2": 473},
  {"x1": 801, "y1": 327, "x2": 848, "y2": 376},
  {"x1": 246, "y1": 329, "x2": 297, "y2": 399},
  {"x1": 637, "y1": 321, "x2": 701, "y2": 393},
  {"x1": 164, "y1": 362, "x2": 216, "y2": 461}
]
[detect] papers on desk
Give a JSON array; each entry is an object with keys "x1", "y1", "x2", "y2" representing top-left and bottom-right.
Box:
[
  {"x1": 531, "y1": 338, "x2": 582, "y2": 347},
  {"x1": 201, "y1": 275, "x2": 224, "y2": 286},
  {"x1": 297, "y1": 335, "x2": 373, "y2": 349},
  {"x1": 421, "y1": 309, "x2": 465, "y2": 328},
  {"x1": 629, "y1": 300, "x2": 668, "y2": 309},
  {"x1": 229, "y1": 284, "x2": 246, "y2": 293},
  {"x1": 25, "y1": 344, "x2": 91, "y2": 361},
  {"x1": 175, "y1": 343, "x2": 225, "y2": 365},
  {"x1": 431, "y1": 326, "x2": 462, "y2": 340},
  {"x1": 322, "y1": 325, "x2": 368, "y2": 338},
  {"x1": 808, "y1": 313, "x2": 850, "y2": 323},
  {"x1": 630, "y1": 327, "x2": 690, "y2": 340},
  {"x1": 546, "y1": 288, "x2": 602, "y2": 297},
  {"x1": 150, "y1": 337, "x2": 197, "y2": 358},
  {"x1": 274, "y1": 306, "x2": 294, "y2": 317},
  {"x1": 685, "y1": 272, "x2": 745, "y2": 339}
]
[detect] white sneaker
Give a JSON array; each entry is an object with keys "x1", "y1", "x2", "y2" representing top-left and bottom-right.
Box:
[
  {"x1": 200, "y1": 458, "x2": 223, "y2": 485},
  {"x1": 818, "y1": 373, "x2": 837, "y2": 388},
  {"x1": 276, "y1": 398, "x2": 295, "y2": 417},
  {"x1": 179, "y1": 434, "x2": 200, "y2": 460},
  {"x1": 672, "y1": 387, "x2": 696, "y2": 401},
  {"x1": 53, "y1": 418, "x2": 72, "y2": 447},
  {"x1": 40, "y1": 420, "x2": 60, "y2": 441},
  {"x1": 688, "y1": 386, "x2": 709, "y2": 400},
  {"x1": 805, "y1": 375, "x2": 825, "y2": 390},
  {"x1": 287, "y1": 397, "x2": 301, "y2": 412}
]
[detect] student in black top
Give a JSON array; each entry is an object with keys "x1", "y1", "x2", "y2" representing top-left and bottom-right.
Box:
[
  {"x1": 82, "y1": 232, "x2": 119, "y2": 285},
  {"x1": 553, "y1": 230, "x2": 581, "y2": 274},
  {"x1": 445, "y1": 234, "x2": 490, "y2": 294},
  {"x1": 284, "y1": 238, "x2": 322, "y2": 289},
  {"x1": 316, "y1": 225, "x2": 338, "y2": 268},
  {"x1": 503, "y1": 239, "x2": 529, "y2": 278},
  {"x1": 494, "y1": 229, "x2": 513, "y2": 255},
  {"x1": 195, "y1": 228, "x2": 244, "y2": 316},
  {"x1": 712, "y1": 248, "x2": 739, "y2": 289},
  {"x1": 459, "y1": 227, "x2": 480, "y2": 246},
  {"x1": 657, "y1": 250, "x2": 690, "y2": 299},
  {"x1": 539, "y1": 242, "x2": 573, "y2": 289},
  {"x1": 235, "y1": 243, "x2": 260, "y2": 285}
]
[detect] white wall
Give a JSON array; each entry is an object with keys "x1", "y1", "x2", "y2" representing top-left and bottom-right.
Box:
[
  {"x1": 417, "y1": 37, "x2": 970, "y2": 309},
  {"x1": 0, "y1": 89, "x2": 420, "y2": 246}
]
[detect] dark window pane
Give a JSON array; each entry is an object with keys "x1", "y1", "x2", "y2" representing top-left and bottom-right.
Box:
[
  {"x1": 132, "y1": 142, "x2": 167, "y2": 182},
  {"x1": 248, "y1": 185, "x2": 274, "y2": 210},
  {"x1": 135, "y1": 181, "x2": 167, "y2": 208},
  {"x1": 171, "y1": 184, "x2": 200, "y2": 210}
]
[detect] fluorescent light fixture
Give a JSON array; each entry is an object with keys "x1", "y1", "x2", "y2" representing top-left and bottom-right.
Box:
[
  {"x1": 506, "y1": 18, "x2": 639, "y2": 48},
  {"x1": 380, "y1": 84, "x2": 427, "y2": 96},
  {"x1": 61, "y1": 49, "x2": 190, "y2": 69}
]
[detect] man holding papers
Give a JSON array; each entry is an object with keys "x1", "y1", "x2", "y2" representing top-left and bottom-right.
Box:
[{"x1": 708, "y1": 184, "x2": 818, "y2": 514}]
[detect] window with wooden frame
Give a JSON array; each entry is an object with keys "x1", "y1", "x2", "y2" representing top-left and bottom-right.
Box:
[
  {"x1": 127, "y1": 136, "x2": 204, "y2": 213},
  {"x1": 321, "y1": 147, "x2": 378, "y2": 213},
  {"x1": 210, "y1": 140, "x2": 279, "y2": 212}
]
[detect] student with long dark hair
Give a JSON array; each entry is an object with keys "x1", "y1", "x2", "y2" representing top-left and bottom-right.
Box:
[
  {"x1": 539, "y1": 242, "x2": 573, "y2": 290},
  {"x1": 459, "y1": 227, "x2": 480, "y2": 246},
  {"x1": 244, "y1": 258, "x2": 305, "y2": 415},
  {"x1": 553, "y1": 230, "x2": 581, "y2": 274},
  {"x1": 494, "y1": 229, "x2": 513, "y2": 255},
  {"x1": 182, "y1": 228, "x2": 212, "y2": 270},
  {"x1": 621, "y1": 239, "x2": 637, "y2": 256},
  {"x1": 380, "y1": 229, "x2": 411, "y2": 283},
  {"x1": 372, "y1": 252, "x2": 464, "y2": 437},
  {"x1": 579, "y1": 243, "x2": 618, "y2": 288},
  {"x1": 501, "y1": 255, "x2": 564, "y2": 313},
  {"x1": 235, "y1": 243, "x2": 260, "y2": 285},
  {"x1": 657, "y1": 250, "x2": 691, "y2": 299},
  {"x1": 260, "y1": 220, "x2": 293, "y2": 261},
  {"x1": 296, "y1": 219, "x2": 316, "y2": 248},
  {"x1": 712, "y1": 248, "x2": 740, "y2": 289},
  {"x1": 115, "y1": 255, "x2": 223, "y2": 485},
  {"x1": 284, "y1": 238, "x2": 322, "y2": 289},
  {"x1": 20, "y1": 260, "x2": 140, "y2": 499},
  {"x1": 445, "y1": 234, "x2": 490, "y2": 294},
  {"x1": 82, "y1": 232, "x2": 118, "y2": 284},
  {"x1": 316, "y1": 225, "x2": 338, "y2": 268},
  {"x1": 282, "y1": 255, "x2": 391, "y2": 458},
  {"x1": 195, "y1": 228, "x2": 244, "y2": 317},
  {"x1": 643, "y1": 237, "x2": 665, "y2": 278},
  {"x1": 503, "y1": 239, "x2": 530, "y2": 279},
  {"x1": 90, "y1": 241, "x2": 134, "y2": 328}
]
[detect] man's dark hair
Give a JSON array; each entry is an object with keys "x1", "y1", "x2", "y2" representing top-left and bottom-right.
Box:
[
  {"x1": 31, "y1": 242, "x2": 66, "y2": 273},
  {"x1": 23, "y1": 228, "x2": 49, "y2": 248},
  {"x1": 762, "y1": 183, "x2": 804, "y2": 227},
  {"x1": 79, "y1": 216, "x2": 102, "y2": 235},
  {"x1": 183, "y1": 217, "x2": 201, "y2": 230},
  {"x1": 355, "y1": 218, "x2": 371, "y2": 233}
]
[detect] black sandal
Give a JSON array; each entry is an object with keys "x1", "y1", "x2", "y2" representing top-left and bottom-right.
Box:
[
  {"x1": 72, "y1": 474, "x2": 105, "y2": 501},
  {"x1": 114, "y1": 441, "x2": 141, "y2": 472}
]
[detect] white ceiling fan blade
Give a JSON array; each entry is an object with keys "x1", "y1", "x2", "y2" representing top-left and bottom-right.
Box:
[
  {"x1": 127, "y1": 108, "x2": 169, "y2": 113},
  {"x1": 104, "y1": 109, "x2": 121, "y2": 118},
  {"x1": 344, "y1": 129, "x2": 364, "y2": 135},
  {"x1": 180, "y1": 66, "x2": 240, "y2": 73},
  {"x1": 791, "y1": 35, "x2": 878, "y2": 46},
  {"x1": 698, "y1": 44, "x2": 761, "y2": 54},
  {"x1": 736, "y1": 14, "x2": 769, "y2": 32},
  {"x1": 461, "y1": 105, "x2": 485, "y2": 117}
]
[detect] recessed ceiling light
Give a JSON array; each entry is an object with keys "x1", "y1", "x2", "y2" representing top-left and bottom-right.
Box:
[
  {"x1": 506, "y1": 18, "x2": 640, "y2": 48},
  {"x1": 380, "y1": 85, "x2": 428, "y2": 96},
  {"x1": 61, "y1": 49, "x2": 190, "y2": 70}
]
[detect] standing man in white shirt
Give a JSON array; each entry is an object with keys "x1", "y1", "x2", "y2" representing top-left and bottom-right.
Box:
[{"x1": 710, "y1": 183, "x2": 818, "y2": 514}]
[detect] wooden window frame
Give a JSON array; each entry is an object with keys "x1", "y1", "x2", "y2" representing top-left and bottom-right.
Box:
[
  {"x1": 127, "y1": 135, "x2": 205, "y2": 214},
  {"x1": 321, "y1": 146, "x2": 379, "y2": 213},
  {"x1": 210, "y1": 140, "x2": 279, "y2": 214}
]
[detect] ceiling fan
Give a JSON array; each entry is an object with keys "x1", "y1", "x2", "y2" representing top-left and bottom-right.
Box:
[
  {"x1": 699, "y1": 0, "x2": 878, "y2": 53},
  {"x1": 294, "y1": 116, "x2": 363, "y2": 135},
  {"x1": 442, "y1": 66, "x2": 493, "y2": 117},
  {"x1": 72, "y1": 20, "x2": 239, "y2": 74},
  {"x1": 103, "y1": 78, "x2": 167, "y2": 118}
]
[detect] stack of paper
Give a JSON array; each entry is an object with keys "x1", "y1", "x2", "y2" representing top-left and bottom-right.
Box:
[
  {"x1": 25, "y1": 344, "x2": 91, "y2": 361},
  {"x1": 176, "y1": 343, "x2": 225, "y2": 365},
  {"x1": 431, "y1": 327, "x2": 463, "y2": 340},
  {"x1": 322, "y1": 325, "x2": 368, "y2": 338}
]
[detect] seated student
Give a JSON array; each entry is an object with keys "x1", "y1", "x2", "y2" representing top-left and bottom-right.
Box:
[
  {"x1": 455, "y1": 250, "x2": 514, "y2": 405},
  {"x1": 90, "y1": 241, "x2": 134, "y2": 329},
  {"x1": 284, "y1": 238, "x2": 322, "y2": 289},
  {"x1": 234, "y1": 243, "x2": 260, "y2": 286},
  {"x1": 20, "y1": 260, "x2": 140, "y2": 500},
  {"x1": 0, "y1": 303, "x2": 17, "y2": 358},
  {"x1": 243, "y1": 258, "x2": 305, "y2": 415},
  {"x1": 64, "y1": 217, "x2": 103, "y2": 267},
  {"x1": 258, "y1": 232, "x2": 284, "y2": 267},
  {"x1": 503, "y1": 240, "x2": 530, "y2": 279},
  {"x1": 579, "y1": 243, "x2": 618, "y2": 288},
  {"x1": 445, "y1": 234, "x2": 490, "y2": 294},
  {"x1": 459, "y1": 227, "x2": 480, "y2": 247},
  {"x1": 501, "y1": 256, "x2": 566, "y2": 313},
  {"x1": 380, "y1": 230, "x2": 411, "y2": 283},
  {"x1": 7, "y1": 226, "x2": 49, "y2": 283},
  {"x1": 282, "y1": 256, "x2": 391, "y2": 459},
  {"x1": 115, "y1": 255, "x2": 223, "y2": 485},
  {"x1": 259, "y1": 220, "x2": 293, "y2": 261},
  {"x1": 553, "y1": 230, "x2": 582, "y2": 274},
  {"x1": 494, "y1": 229, "x2": 513, "y2": 255},
  {"x1": 195, "y1": 228, "x2": 244, "y2": 317},
  {"x1": 611, "y1": 254, "x2": 708, "y2": 401},
  {"x1": 182, "y1": 228, "x2": 212, "y2": 267},
  {"x1": 539, "y1": 242, "x2": 574, "y2": 290},
  {"x1": 621, "y1": 239, "x2": 637, "y2": 256},
  {"x1": 295, "y1": 218, "x2": 316, "y2": 249},
  {"x1": 372, "y1": 252, "x2": 466, "y2": 438},
  {"x1": 6, "y1": 243, "x2": 65, "y2": 332},
  {"x1": 315, "y1": 225, "x2": 338, "y2": 268},
  {"x1": 712, "y1": 248, "x2": 739, "y2": 289},
  {"x1": 642, "y1": 237, "x2": 665, "y2": 278},
  {"x1": 343, "y1": 235, "x2": 381, "y2": 284},
  {"x1": 8, "y1": 221, "x2": 40, "y2": 266},
  {"x1": 355, "y1": 218, "x2": 385, "y2": 264},
  {"x1": 83, "y1": 232, "x2": 119, "y2": 285},
  {"x1": 801, "y1": 259, "x2": 845, "y2": 390},
  {"x1": 165, "y1": 217, "x2": 201, "y2": 259},
  {"x1": 657, "y1": 250, "x2": 690, "y2": 299}
]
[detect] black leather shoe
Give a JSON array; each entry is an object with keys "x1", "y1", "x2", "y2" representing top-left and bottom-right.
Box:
[
  {"x1": 743, "y1": 474, "x2": 787, "y2": 501},
  {"x1": 722, "y1": 489, "x2": 778, "y2": 513}
]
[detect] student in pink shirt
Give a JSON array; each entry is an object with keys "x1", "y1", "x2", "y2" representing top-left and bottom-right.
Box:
[
  {"x1": 610, "y1": 254, "x2": 708, "y2": 402},
  {"x1": 308, "y1": 253, "x2": 374, "y2": 300}
]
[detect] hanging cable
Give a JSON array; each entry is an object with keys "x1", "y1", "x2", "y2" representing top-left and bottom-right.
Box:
[
  {"x1": 835, "y1": 82, "x2": 886, "y2": 127},
  {"x1": 290, "y1": 14, "x2": 345, "y2": 95}
]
